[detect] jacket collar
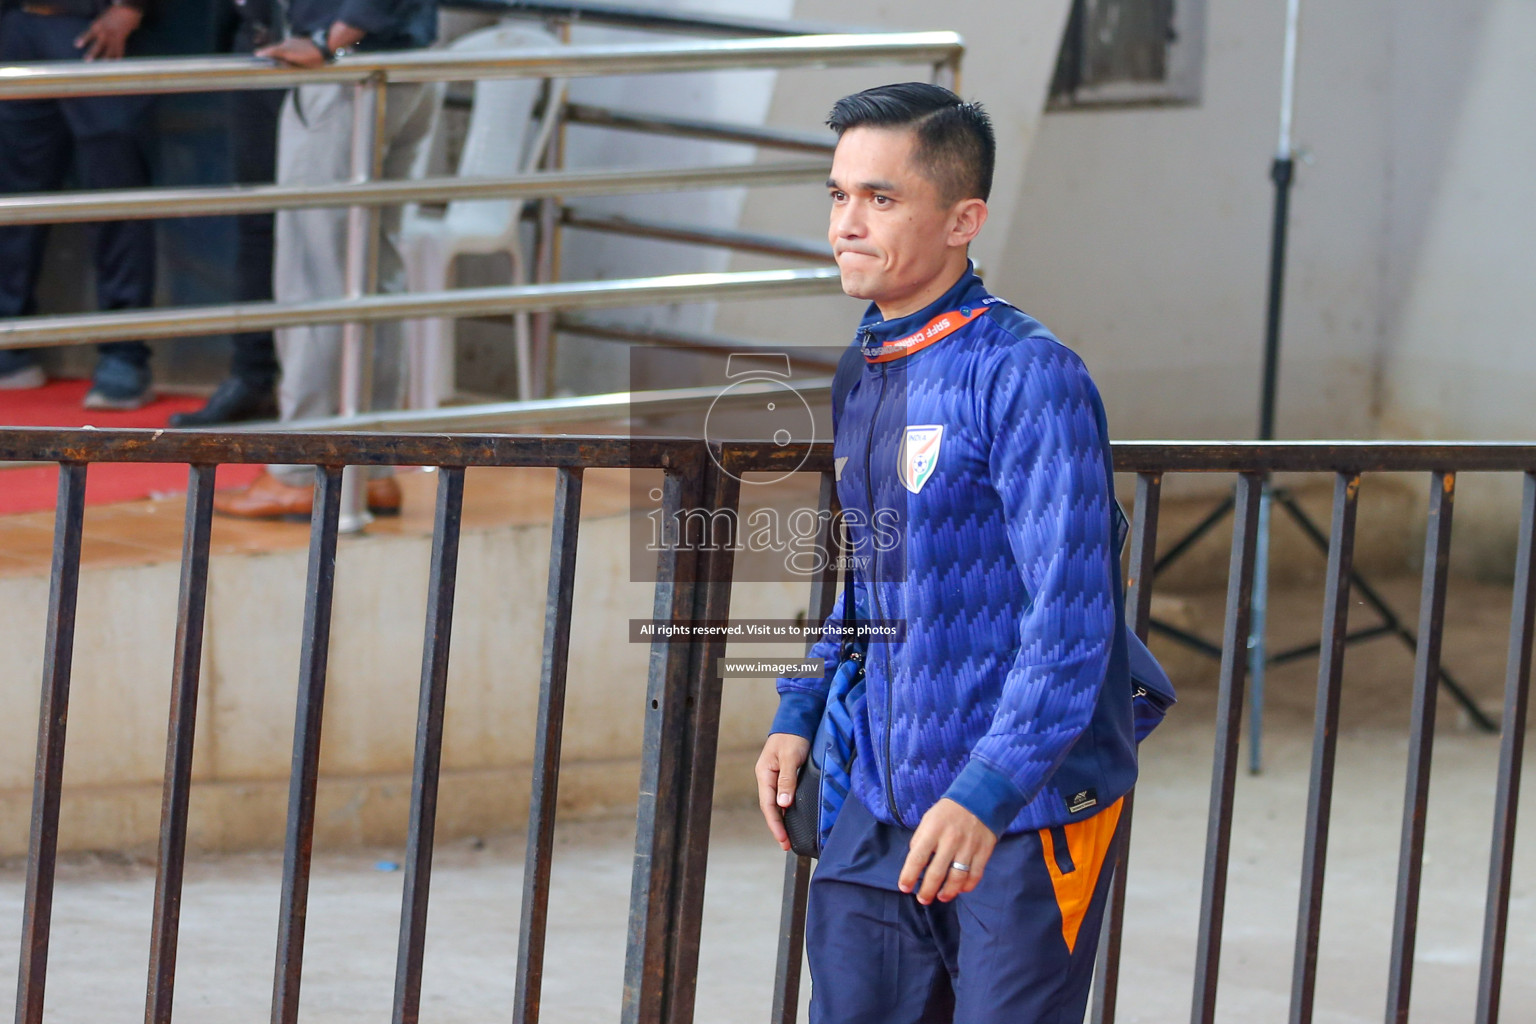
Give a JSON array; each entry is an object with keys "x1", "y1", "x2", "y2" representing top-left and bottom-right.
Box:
[{"x1": 856, "y1": 261, "x2": 994, "y2": 360}]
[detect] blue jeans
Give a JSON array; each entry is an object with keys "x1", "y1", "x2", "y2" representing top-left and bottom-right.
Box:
[{"x1": 0, "y1": 10, "x2": 155, "y2": 373}]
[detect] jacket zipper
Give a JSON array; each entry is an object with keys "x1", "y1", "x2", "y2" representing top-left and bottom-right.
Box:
[{"x1": 859, "y1": 344, "x2": 905, "y2": 828}]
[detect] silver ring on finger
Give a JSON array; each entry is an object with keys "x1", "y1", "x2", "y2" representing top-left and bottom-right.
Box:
[{"x1": 950, "y1": 861, "x2": 971, "y2": 873}]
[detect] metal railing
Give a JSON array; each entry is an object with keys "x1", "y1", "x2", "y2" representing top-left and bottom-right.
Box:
[
  {"x1": 0, "y1": 429, "x2": 1529, "y2": 1024},
  {"x1": 0, "y1": 30, "x2": 959, "y2": 377}
]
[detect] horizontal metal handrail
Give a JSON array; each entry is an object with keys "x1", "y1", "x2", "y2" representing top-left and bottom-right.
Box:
[
  {"x1": 0, "y1": 32, "x2": 962, "y2": 100},
  {"x1": 285, "y1": 375, "x2": 837, "y2": 432},
  {"x1": 0, "y1": 160, "x2": 829, "y2": 226},
  {"x1": 561, "y1": 208, "x2": 834, "y2": 262},
  {"x1": 7, "y1": 431, "x2": 1536, "y2": 474},
  {"x1": 563, "y1": 102, "x2": 836, "y2": 154},
  {"x1": 0, "y1": 268, "x2": 843, "y2": 348},
  {"x1": 553, "y1": 315, "x2": 844, "y2": 369},
  {"x1": 445, "y1": 0, "x2": 863, "y2": 39}
]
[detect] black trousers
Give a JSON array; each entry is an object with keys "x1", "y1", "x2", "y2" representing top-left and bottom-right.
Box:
[
  {"x1": 0, "y1": 9, "x2": 154, "y2": 368},
  {"x1": 226, "y1": 21, "x2": 283, "y2": 386}
]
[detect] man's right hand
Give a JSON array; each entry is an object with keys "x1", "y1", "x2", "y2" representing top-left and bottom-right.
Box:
[
  {"x1": 756, "y1": 732, "x2": 810, "y2": 851},
  {"x1": 75, "y1": 4, "x2": 142, "y2": 61}
]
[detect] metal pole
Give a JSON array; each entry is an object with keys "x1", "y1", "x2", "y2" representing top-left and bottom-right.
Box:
[
  {"x1": 1261, "y1": 0, "x2": 1301, "y2": 442},
  {"x1": 531, "y1": 20, "x2": 573, "y2": 401},
  {"x1": 337, "y1": 74, "x2": 387, "y2": 533},
  {"x1": 1248, "y1": 481, "x2": 1272, "y2": 773},
  {"x1": 1247, "y1": 0, "x2": 1302, "y2": 771}
]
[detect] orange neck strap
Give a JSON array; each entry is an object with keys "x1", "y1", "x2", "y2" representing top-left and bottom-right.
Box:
[{"x1": 863, "y1": 306, "x2": 988, "y2": 364}]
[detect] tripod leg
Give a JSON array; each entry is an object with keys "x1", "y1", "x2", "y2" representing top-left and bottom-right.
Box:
[
  {"x1": 1273, "y1": 490, "x2": 1498, "y2": 733},
  {"x1": 1248, "y1": 483, "x2": 1273, "y2": 774},
  {"x1": 1153, "y1": 494, "x2": 1236, "y2": 577}
]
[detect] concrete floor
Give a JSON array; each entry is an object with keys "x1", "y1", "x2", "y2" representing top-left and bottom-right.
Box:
[{"x1": 0, "y1": 575, "x2": 1532, "y2": 1023}]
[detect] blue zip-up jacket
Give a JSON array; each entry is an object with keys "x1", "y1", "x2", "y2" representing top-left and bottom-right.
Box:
[
  {"x1": 771, "y1": 264, "x2": 1137, "y2": 836},
  {"x1": 284, "y1": 0, "x2": 436, "y2": 50}
]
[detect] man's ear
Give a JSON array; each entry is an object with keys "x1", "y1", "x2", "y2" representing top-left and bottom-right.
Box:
[{"x1": 947, "y1": 198, "x2": 988, "y2": 249}]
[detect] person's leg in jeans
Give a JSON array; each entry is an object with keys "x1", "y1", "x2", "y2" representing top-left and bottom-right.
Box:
[
  {"x1": 43, "y1": 13, "x2": 158, "y2": 409},
  {"x1": 170, "y1": 80, "x2": 284, "y2": 426},
  {"x1": 72, "y1": 114, "x2": 156, "y2": 407},
  {"x1": 0, "y1": 10, "x2": 69, "y2": 389}
]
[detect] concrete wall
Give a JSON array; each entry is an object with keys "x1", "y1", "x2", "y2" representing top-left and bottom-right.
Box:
[
  {"x1": 1375, "y1": 0, "x2": 1534, "y2": 573},
  {"x1": 0, "y1": 505, "x2": 807, "y2": 856},
  {"x1": 1004, "y1": 0, "x2": 1531, "y2": 567},
  {"x1": 1010, "y1": 0, "x2": 1393, "y2": 443}
]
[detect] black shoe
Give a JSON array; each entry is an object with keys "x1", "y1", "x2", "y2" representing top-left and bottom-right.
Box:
[{"x1": 169, "y1": 377, "x2": 278, "y2": 427}]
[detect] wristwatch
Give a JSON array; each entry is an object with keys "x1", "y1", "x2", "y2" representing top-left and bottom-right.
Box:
[{"x1": 309, "y1": 27, "x2": 352, "y2": 63}]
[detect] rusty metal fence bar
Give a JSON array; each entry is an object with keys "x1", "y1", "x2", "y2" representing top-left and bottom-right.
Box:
[
  {"x1": 392, "y1": 467, "x2": 467, "y2": 1024},
  {"x1": 515, "y1": 466, "x2": 583, "y2": 1024},
  {"x1": 1288, "y1": 472, "x2": 1359, "y2": 1024},
  {"x1": 272, "y1": 465, "x2": 344, "y2": 1024},
  {"x1": 1089, "y1": 469, "x2": 1161, "y2": 1024},
  {"x1": 0, "y1": 432, "x2": 1532, "y2": 1024},
  {"x1": 1478, "y1": 472, "x2": 1536, "y2": 1024},
  {"x1": 144, "y1": 464, "x2": 216, "y2": 1024},
  {"x1": 14, "y1": 463, "x2": 85, "y2": 1024},
  {"x1": 1384, "y1": 471, "x2": 1455, "y2": 1024}
]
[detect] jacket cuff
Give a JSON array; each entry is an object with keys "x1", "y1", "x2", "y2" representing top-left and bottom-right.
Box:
[
  {"x1": 334, "y1": 3, "x2": 389, "y2": 36},
  {"x1": 769, "y1": 690, "x2": 825, "y2": 741},
  {"x1": 943, "y1": 757, "x2": 1030, "y2": 837}
]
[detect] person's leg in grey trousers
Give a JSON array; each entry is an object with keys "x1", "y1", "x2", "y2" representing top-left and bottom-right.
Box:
[{"x1": 269, "y1": 80, "x2": 436, "y2": 483}]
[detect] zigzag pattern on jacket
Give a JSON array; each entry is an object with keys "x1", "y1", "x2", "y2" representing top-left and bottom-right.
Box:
[{"x1": 772, "y1": 264, "x2": 1137, "y2": 835}]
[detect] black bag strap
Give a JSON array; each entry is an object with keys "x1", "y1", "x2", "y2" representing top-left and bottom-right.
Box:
[
  {"x1": 831, "y1": 340, "x2": 863, "y2": 434},
  {"x1": 831, "y1": 342, "x2": 865, "y2": 653}
]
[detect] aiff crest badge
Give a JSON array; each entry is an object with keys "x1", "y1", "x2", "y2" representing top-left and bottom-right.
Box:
[{"x1": 898, "y1": 425, "x2": 944, "y2": 494}]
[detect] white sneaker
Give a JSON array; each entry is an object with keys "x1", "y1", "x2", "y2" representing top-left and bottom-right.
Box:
[
  {"x1": 83, "y1": 385, "x2": 153, "y2": 411},
  {"x1": 0, "y1": 364, "x2": 45, "y2": 390}
]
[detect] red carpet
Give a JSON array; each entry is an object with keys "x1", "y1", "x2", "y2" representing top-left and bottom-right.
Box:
[{"x1": 1, "y1": 379, "x2": 262, "y2": 515}]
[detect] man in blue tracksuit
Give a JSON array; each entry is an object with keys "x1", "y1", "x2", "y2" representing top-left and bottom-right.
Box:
[{"x1": 756, "y1": 83, "x2": 1136, "y2": 1022}]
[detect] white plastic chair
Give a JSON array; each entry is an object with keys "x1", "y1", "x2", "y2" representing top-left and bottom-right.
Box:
[{"x1": 402, "y1": 24, "x2": 565, "y2": 406}]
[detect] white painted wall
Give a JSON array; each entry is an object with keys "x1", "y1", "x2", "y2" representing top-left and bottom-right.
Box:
[
  {"x1": 1379, "y1": 0, "x2": 1535, "y2": 442},
  {"x1": 1007, "y1": 0, "x2": 1529, "y2": 564},
  {"x1": 1009, "y1": 0, "x2": 1397, "y2": 442},
  {"x1": 715, "y1": 0, "x2": 1075, "y2": 352},
  {"x1": 1375, "y1": 0, "x2": 1534, "y2": 570}
]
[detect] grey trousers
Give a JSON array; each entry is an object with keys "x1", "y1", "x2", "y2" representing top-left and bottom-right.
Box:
[{"x1": 270, "y1": 80, "x2": 436, "y2": 483}]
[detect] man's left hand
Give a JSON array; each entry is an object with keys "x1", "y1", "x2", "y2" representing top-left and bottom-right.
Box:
[
  {"x1": 898, "y1": 798, "x2": 997, "y2": 905},
  {"x1": 75, "y1": 4, "x2": 142, "y2": 62},
  {"x1": 256, "y1": 36, "x2": 327, "y2": 68},
  {"x1": 257, "y1": 23, "x2": 366, "y2": 69}
]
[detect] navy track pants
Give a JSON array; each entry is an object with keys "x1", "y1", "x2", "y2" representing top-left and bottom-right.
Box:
[{"x1": 807, "y1": 793, "x2": 1123, "y2": 1024}]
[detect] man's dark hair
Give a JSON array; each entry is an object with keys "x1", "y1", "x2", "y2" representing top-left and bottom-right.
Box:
[{"x1": 827, "y1": 82, "x2": 995, "y2": 203}]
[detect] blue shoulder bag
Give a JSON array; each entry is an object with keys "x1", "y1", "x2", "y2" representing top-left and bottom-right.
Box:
[
  {"x1": 780, "y1": 564, "x2": 866, "y2": 859},
  {"x1": 781, "y1": 345, "x2": 870, "y2": 858}
]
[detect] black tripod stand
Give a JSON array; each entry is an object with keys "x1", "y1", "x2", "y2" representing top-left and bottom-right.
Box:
[{"x1": 1148, "y1": 9, "x2": 1497, "y2": 772}]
